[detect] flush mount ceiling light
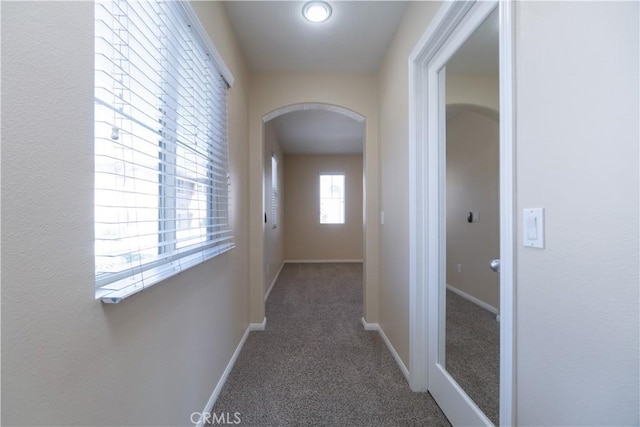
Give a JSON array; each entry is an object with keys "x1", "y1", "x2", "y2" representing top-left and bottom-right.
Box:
[{"x1": 302, "y1": 1, "x2": 332, "y2": 23}]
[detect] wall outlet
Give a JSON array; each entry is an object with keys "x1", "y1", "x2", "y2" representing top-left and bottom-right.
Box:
[{"x1": 456, "y1": 264, "x2": 462, "y2": 273}]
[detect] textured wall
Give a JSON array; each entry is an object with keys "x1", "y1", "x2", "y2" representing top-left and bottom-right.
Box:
[
  {"x1": 446, "y1": 109, "x2": 500, "y2": 310},
  {"x1": 1, "y1": 2, "x2": 251, "y2": 425},
  {"x1": 283, "y1": 154, "x2": 364, "y2": 261},
  {"x1": 514, "y1": 1, "x2": 639, "y2": 424}
]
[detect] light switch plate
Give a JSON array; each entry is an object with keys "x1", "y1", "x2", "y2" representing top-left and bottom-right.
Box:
[{"x1": 523, "y1": 208, "x2": 545, "y2": 248}]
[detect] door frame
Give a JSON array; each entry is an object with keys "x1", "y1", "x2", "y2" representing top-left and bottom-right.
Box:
[{"x1": 408, "y1": 0, "x2": 516, "y2": 425}]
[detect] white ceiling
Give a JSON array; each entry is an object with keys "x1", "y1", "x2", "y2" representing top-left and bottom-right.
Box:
[
  {"x1": 270, "y1": 109, "x2": 364, "y2": 154},
  {"x1": 223, "y1": 1, "x2": 409, "y2": 73},
  {"x1": 222, "y1": 1, "x2": 497, "y2": 155}
]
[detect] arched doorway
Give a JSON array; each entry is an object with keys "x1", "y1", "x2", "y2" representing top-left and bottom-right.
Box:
[{"x1": 260, "y1": 102, "x2": 367, "y2": 315}]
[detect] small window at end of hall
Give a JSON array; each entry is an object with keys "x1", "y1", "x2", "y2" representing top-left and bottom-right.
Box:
[
  {"x1": 319, "y1": 174, "x2": 345, "y2": 224},
  {"x1": 271, "y1": 154, "x2": 278, "y2": 228}
]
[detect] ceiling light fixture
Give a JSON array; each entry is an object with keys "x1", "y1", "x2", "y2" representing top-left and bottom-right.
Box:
[{"x1": 302, "y1": 1, "x2": 332, "y2": 23}]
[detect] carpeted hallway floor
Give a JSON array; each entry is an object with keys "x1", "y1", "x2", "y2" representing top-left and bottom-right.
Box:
[{"x1": 211, "y1": 263, "x2": 450, "y2": 426}]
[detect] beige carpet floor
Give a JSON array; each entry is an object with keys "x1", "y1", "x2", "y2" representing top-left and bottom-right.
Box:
[
  {"x1": 446, "y1": 289, "x2": 500, "y2": 425},
  {"x1": 211, "y1": 263, "x2": 451, "y2": 426}
]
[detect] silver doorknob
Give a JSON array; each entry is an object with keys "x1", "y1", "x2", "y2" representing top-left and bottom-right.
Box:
[{"x1": 490, "y1": 259, "x2": 500, "y2": 273}]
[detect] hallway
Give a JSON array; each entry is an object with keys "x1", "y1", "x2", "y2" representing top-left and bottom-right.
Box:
[
  {"x1": 213, "y1": 263, "x2": 449, "y2": 426},
  {"x1": 2, "y1": 2, "x2": 638, "y2": 425}
]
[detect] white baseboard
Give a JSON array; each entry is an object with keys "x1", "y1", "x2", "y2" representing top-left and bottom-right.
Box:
[
  {"x1": 265, "y1": 262, "x2": 284, "y2": 302},
  {"x1": 196, "y1": 317, "x2": 266, "y2": 427},
  {"x1": 360, "y1": 317, "x2": 410, "y2": 384},
  {"x1": 378, "y1": 325, "x2": 410, "y2": 384},
  {"x1": 446, "y1": 284, "x2": 499, "y2": 315},
  {"x1": 360, "y1": 317, "x2": 378, "y2": 331},
  {"x1": 249, "y1": 317, "x2": 267, "y2": 331},
  {"x1": 284, "y1": 259, "x2": 363, "y2": 264}
]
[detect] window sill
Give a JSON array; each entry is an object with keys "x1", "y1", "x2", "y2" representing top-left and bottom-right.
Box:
[{"x1": 97, "y1": 243, "x2": 235, "y2": 304}]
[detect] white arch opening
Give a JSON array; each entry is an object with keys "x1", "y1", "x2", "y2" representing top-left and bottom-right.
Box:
[{"x1": 263, "y1": 102, "x2": 366, "y2": 124}]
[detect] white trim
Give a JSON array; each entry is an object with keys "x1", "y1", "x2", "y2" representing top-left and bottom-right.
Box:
[
  {"x1": 263, "y1": 103, "x2": 365, "y2": 123},
  {"x1": 360, "y1": 318, "x2": 410, "y2": 384},
  {"x1": 99, "y1": 245, "x2": 234, "y2": 303},
  {"x1": 284, "y1": 259, "x2": 363, "y2": 264},
  {"x1": 360, "y1": 317, "x2": 379, "y2": 331},
  {"x1": 195, "y1": 317, "x2": 266, "y2": 427},
  {"x1": 249, "y1": 317, "x2": 267, "y2": 331},
  {"x1": 498, "y1": 1, "x2": 517, "y2": 424},
  {"x1": 264, "y1": 262, "x2": 284, "y2": 302},
  {"x1": 408, "y1": 0, "x2": 473, "y2": 394},
  {"x1": 431, "y1": 363, "x2": 494, "y2": 427},
  {"x1": 180, "y1": 2, "x2": 234, "y2": 87},
  {"x1": 446, "y1": 284, "x2": 499, "y2": 315},
  {"x1": 378, "y1": 325, "x2": 410, "y2": 384}
]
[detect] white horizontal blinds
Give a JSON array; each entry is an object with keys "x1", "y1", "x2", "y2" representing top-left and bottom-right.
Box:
[
  {"x1": 94, "y1": 0, "x2": 232, "y2": 299},
  {"x1": 271, "y1": 154, "x2": 278, "y2": 228}
]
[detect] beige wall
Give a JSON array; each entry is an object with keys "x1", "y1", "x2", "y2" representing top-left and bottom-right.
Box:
[
  {"x1": 514, "y1": 2, "x2": 639, "y2": 424},
  {"x1": 248, "y1": 72, "x2": 380, "y2": 323},
  {"x1": 445, "y1": 72, "x2": 500, "y2": 311},
  {"x1": 446, "y1": 74, "x2": 499, "y2": 111},
  {"x1": 377, "y1": 0, "x2": 443, "y2": 366},
  {"x1": 3, "y1": 2, "x2": 637, "y2": 426},
  {"x1": 263, "y1": 122, "x2": 284, "y2": 295},
  {"x1": 1, "y1": 2, "x2": 252, "y2": 425},
  {"x1": 445, "y1": 43, "x2": 500, "y2": 313},
  {"x1": 284, "y1": 154, "x2": 363, "y2": 261},
  {"x1": 446, "y1": 109, "x2": 500, "y2": 310}
]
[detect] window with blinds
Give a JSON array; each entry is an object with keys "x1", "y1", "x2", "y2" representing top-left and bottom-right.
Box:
[
  {"x1": 94, "y1": 0, "x2": 234, "y2": 303},
  {"x1": 271, "y1": 154, "x2": 278, "y2": 229}
]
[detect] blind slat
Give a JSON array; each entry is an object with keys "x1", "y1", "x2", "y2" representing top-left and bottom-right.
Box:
[{"x1": 94, "y1": 0, "x2": 233, "y2": 300}]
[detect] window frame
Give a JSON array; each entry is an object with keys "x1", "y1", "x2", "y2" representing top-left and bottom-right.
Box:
[
  {"x1": 271, "y1": 153, "x2": 279, "y2": 229},
  {"x1": 319, "y1": 173, "x2": 346, "y2": 225}
]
